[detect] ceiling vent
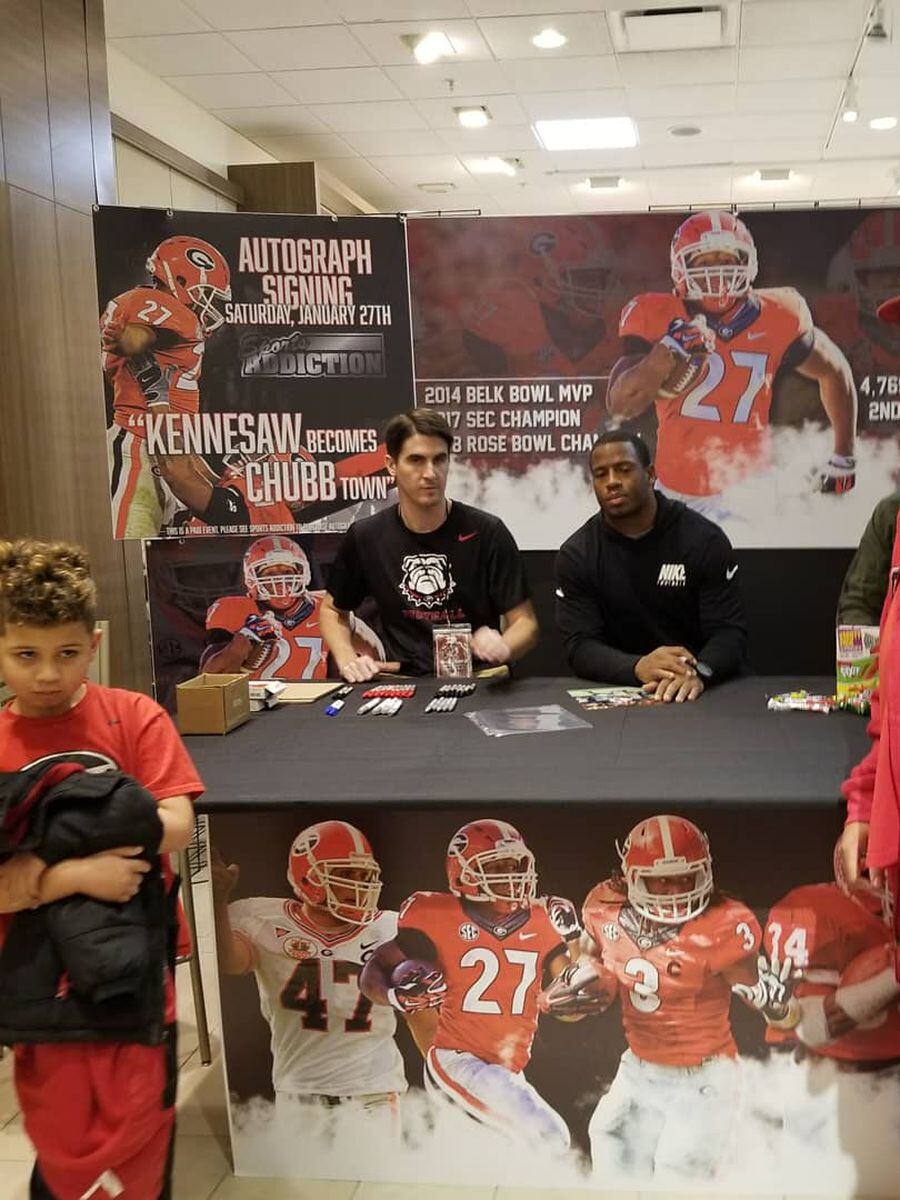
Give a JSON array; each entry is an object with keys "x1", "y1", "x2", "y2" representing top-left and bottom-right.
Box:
[{"x1": 617, "y1": 6, "x2": 725, "y2": 52}]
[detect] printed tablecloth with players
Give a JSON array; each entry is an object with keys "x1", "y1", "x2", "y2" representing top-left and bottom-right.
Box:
[
  {"x1": 93, "y1": 207, "x2": 414, "y2": 540},
  {"x1": 209, "y1": 799, "x2": 899, "y2": 1197},
  {"x1": 408, "y1": 208, "x2": 900, "y2": 550}
]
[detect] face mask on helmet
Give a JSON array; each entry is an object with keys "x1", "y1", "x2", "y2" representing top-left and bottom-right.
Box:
[
  {"x1": 454, "y1": 848, "x2": 537, "y2": 905},
  {"x1": 243, "y1": 539, "x2": 311, "y2": 601},
  {"x1": 670, "y1": 215, "x2": 758, "y2": 316},
  {"x1": 288, "y1": 838, "x2": 383, "y2": 925},
  {"x1": 624, "y1": 862, "x2": 713, "y2": 924}
]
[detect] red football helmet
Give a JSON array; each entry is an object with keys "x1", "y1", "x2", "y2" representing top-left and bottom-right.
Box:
[
  {"x1": 243, "y1": 535, "x2": 311, "y2": 602},
  {"x1": 849, "y1": 211, "x2": 900, "y2": 335},
  {"x1": 287, "y1": 820, "x2": 382, "y2": 925},
  {"x1": 147, "y1": 236, "x2": 231, "y2": 332},
  {"x1": 833, "y1": 836, "x2": 891, "y2": 922},
  {"x1": 446, "y1": 819, "x2": 537, "y2": 905},
  {"x1": 528, "y1": 220, "x2": 617, "y2": 317},
  {"x1": 670, "y1": 211, "x2": 758, "y2": 314},
  {"x1": 618, "y1": 814, "x2": 713, "y2": 924}
]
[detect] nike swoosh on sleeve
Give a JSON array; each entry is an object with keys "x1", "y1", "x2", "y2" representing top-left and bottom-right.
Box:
[{"x1": 726, "y1": 565, "x2": 739, "y2": 580}]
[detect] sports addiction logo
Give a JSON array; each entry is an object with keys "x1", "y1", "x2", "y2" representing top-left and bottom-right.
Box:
[{"x1": 240, "y1": 332, "x2": 385, "y2": 378}]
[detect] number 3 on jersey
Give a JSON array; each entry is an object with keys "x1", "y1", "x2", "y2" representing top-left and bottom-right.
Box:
[
  {"x1": 681, "y1": 350, "x2": 768, "y2": 424},
  {"x1": 281, "y1": 959, "x2": 373, "y2": 1032}
]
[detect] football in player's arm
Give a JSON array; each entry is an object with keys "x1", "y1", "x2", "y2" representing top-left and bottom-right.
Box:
[{"x1": 605, "y1": 212, "x2": 857, "y2": 499}]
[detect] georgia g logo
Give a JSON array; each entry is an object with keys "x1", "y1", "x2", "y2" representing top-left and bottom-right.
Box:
[
  {"x1": 185, "y1": 245, "x2": 217, "y2": 272},
  {"x1": 399, "y1": 553, "x2": 455, "y2": 609}
]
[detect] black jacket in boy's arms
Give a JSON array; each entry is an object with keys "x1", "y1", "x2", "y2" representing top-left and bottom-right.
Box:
[{"x1": 555, "y1": 492, "x2": 748, "y2": 686}]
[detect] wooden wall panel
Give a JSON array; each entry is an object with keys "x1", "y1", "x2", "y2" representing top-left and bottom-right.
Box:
[
  {"x1": 228, "y1": 161, "x2": 319, "y2": 214},
  {"x1": 43, "y1": 0, "x2": 96, "y2": 213},
  {"x1": 84, "y1": 0, "x2": 115, "y2": 205},
  {"x1": 0, "y1": 0, "x2": 54, "y2": 198}
]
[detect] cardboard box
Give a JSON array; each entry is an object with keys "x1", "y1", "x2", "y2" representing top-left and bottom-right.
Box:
[{"x1": 177, "y1": 673, "x2": 251, "y2": 735}]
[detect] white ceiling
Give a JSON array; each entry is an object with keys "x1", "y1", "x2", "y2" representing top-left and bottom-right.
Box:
[{"x1": 104, "y1": 0, "x2": 900, "y2": 214}]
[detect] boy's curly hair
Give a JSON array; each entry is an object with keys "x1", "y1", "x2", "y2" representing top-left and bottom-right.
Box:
[{"x1": 0, "y1": 540, "x2": 97, "y2": 633}]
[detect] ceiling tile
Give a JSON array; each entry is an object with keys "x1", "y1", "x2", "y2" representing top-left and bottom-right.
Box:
[
  {"x1": 254, "y1": 132, "x2": 357, "y2": 158},
  {"x1": 226, "y1": 26, "x2": 373, "y2": 71},
  {"x1": 272, "y1": 68, "x2": 402, "y2": 104},
  {"x1": 732, "y1": 171, "x2": 814, "y2": 204},
  {"x1": 733, "y1": 138, "x2": 827, "y2": 165},
  {"x1": 645, "y1": 168, "x2": 733, "y2": 207},
  {"x1": 366, "y1": 154, "x2": 473, "y2": 187},
  {"x1": 502, "y1": 56, "x2": 621, "y2": 93},
  {"x1": 617, "y1": 49, "x2": 737, "y2": 88},
  {"x1": 350, "y1": 19, "x2": 491, "y2": 66},
  {"x1": 186, "y1": 0, "x2": 334, "y2": 26},
  {"x1": 342, "y1": 129, "x2": 451, "y2": 156},
  {"x1": 468, "y1": 0, "x2": 609, "y2": 15},
  {"x1": 337, "y1": 0, "x2": 469, "y2": 16},
  {"x1": 104, "y1": 0, "x2": 210, "y2": 37},
  {"x1": 636, "y1": 114, "x2": 736, "y2": 144},
  {"x1": 313, "y1": 100, "x2": 429, "y2": 133},
  {"x1": 542, "y1": 145, "x2": 644, "y2": 173},
  {"x1": 741, "y1": 0, "x2": 867, "y2": 46},
  {"x1": 626, "y1": 84, "x2": 735, "y2": 119},
  {"x1": 318, "y1": 156, "x2": 396, "y2": 199},
  {"x1": 414, "y1": 94, "x2": 528, "y2": 128},
  {"x1": 520, "y1": 88, "x2": 629, "y2": 120},
  {"x1": 736, "y1": 79, "x2": 842, "y2": 114},
  {"x1": 738, "y1": 42, "x2": 853, "y2": 82},
  {"x1": 111, "y1": 32, "x2": 258, "y2": 76},
  {"x1": 212, "y1": 106, "x2": 327, "y2": 137},
  {"x1": 386, "y1": 61, "x2": 512, "y2": 99},
  {"x1": 734, "y1": 111, "x2": 830, "y2": 141},
  {"x1": 438, "y1": 124, "x2": 539, "y2": 154},
  {"x1": 640, "y1": 138, "x2": 735, "y2": 168},
  {"x1": 477, "y1": 13, "x2": 611, "y2": 60},
  {"x1": 167, "y1": 72, "x2": 296, "y2": 108}
]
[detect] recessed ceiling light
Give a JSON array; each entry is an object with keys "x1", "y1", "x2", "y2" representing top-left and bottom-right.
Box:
[
  {"x1": 532, "y1": 28, "x2": 567, "y2": 50},
  {"x1": 403, "y1": 31, "x2": 455, "y2": 65},
  {"x1": 754, "y1": 168, "x2": 793, "y2": 183},
  {"x1": 533, "y1": 117, "x2": 638, "y2": 151},
  {"x1": 418, "y1": 182, "x2": 457, "y2": 194},
  {"x1": 669, "y1": 124, "x2": 702, "y2": 138},
  {"x1": 456, "y1": 106, "x2": 490, "y2": 129},
  {"x1": 586, "y1": 175, "x2": 623, "y2": 190},
  {"x1": 870, "y1": 116, "x2": 898, "y2": 131},
  {"x1": 467, "y1": 156, "x2": 518, "y2": 177}
]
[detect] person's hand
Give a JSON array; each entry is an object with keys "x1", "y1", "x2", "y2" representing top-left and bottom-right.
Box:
[
  {"x1": 470, "y1": 626, "x2": 511, "y2": 665},
  {"x1": 0, "y1": 853, "x2": 46, "y2": 911},
  {"x1": 239, "y1": 612, "x2": 278, "y2": 645},
  {"x1": 387, "y1": 961, "x2": 448, "y2": 1014},
  {"x1": 337, "y1": 655, "x2": 402, "y2": 683},
  {"x1": 211, "y1": 847, "x2": 240, "y2": 903},
  {"x1": 733, "y1": 953, "x2": 797, "y2": 1024},
  {"x1": 660, "y1": 315, "x2": 715, "y2": 361},
  {"x1": 642, "y1": 675, "x2": 704, "y2": 704},
  {"x1": 634, "y1": 646, "x2": 696, "y2": 685},
  {"x1": 836, "y1": 821, "x2": 882, "y2": 891},
  {"x1": 75, "y1": 848, "x2": 150, "y2": 904},
  {"x1": 814, "y1": 454, "x2": 856, "y2": 495}
]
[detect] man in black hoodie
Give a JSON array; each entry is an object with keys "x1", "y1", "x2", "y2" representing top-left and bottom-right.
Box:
[{"x1": 555, "y1": 432, "x2": 747, "y2": 702}]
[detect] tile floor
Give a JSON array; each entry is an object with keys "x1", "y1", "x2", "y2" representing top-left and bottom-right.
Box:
[{"x1": 0, "y1": 877, "x2": 857, "y2": 1200}]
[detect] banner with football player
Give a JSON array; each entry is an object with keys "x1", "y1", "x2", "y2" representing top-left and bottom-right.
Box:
[
  {"x1": 408, "y1": 208, "x2": 900, "y2": 550},
  {"x1": 208, "y1": 802, "x2": 900, "y2": 1196},
  {"x1": 93, "y1": 207, "x2": 414, "y2": 539},
  {"x1": 144, "y1": 535, "x2": 382, "y2": 709}
]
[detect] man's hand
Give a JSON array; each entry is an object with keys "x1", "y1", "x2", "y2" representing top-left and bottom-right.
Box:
[
  {"x1": 660, "y1": 315, "x2": 715, "y2": 361},
  {"x1": 0, "y1": 853, "x2": 46, "y2": 912},
  {"x1": 211, "y1": 847, "x2": 240, "y2": 904},
  {"x1": 74, "y1": 848, "x2": 151, "y2": 904},
  {"x1": 239, "y1": 612, "x2": 278, "y2": 645},
  {"x1": 470, "y1": 625, "x2": 511, "y2": 665},
  {"x1": 836, "y1": 821, "x2": 882, "y2": 891},
  {"x1": 734, "y1": 952, "x2": 797, "y2": 1025},
  {"x1": 814, "y1": 454, "x2": 856, "y2": 495},
  {"x1": 634, "y1": 645, "x2": 697, "y2": 685},
  {"x1": 337, "y1": 655, "x2": 402, "y2": 684},
  {"x1": 537, "y1": 961, "x2": 616, "y2": 1017},
  {"x1": 387, "y1": 961, "x2": 448, "y2": 1014},
  {"x1": 642, "y1": 675, "x2": 705, "y2": 704}
]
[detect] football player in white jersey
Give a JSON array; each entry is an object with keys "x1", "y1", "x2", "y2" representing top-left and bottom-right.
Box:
[{"x1": 213, "y1": 820, "x2": 422, "y2": 1146}]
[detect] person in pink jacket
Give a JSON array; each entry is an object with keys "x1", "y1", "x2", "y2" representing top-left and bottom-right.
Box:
[{"x1": 838, "y1": 293, "x2": 900, "y2": 965}]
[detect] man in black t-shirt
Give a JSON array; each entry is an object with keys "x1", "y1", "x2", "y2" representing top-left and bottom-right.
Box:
[
  {"x1": 555, "y1": 431, "x2": 746, "y2": 702},
  {"x1": 321, "y1": 410, "x2": 538, "y2": 680}
]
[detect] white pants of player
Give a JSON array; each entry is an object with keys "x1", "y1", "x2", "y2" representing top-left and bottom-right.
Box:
[
  {"x1": 656, "y1": 481, "x2": 736, "y2": 527},
  {"x1": 424, "y1": 1046, "x2": 570, "y2": 1153},
  {"x1": 275, "y1": 1089, "x2": 401, "y2": 1146},
  {"x1": 589, "y1": 1049, "x2": 741, "y2": 1184},
  {"x1": 107, "y1": 425, "x2": 177, "y2": 539}
]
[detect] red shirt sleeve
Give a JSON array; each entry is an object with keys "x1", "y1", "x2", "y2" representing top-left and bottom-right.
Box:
[{"x1": 125, "y1": 693, "x2": 204, "y2": 802}]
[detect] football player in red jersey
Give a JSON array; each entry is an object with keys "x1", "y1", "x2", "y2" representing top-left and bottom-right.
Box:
[
  {"x1": 461, "y1": 219, "x2": 622, "y2": 382},
  {"x1": 607, "y1": 211, "x2": 857, "y2": 511},
  {"x1": 360, "y1": 819, "x2": 588, "y2": 1152},
  {"x1": 542, "y1": 814, "x2": 761, "y2": 1183},
  {"x1": 165, "y1": 449, "x2": 307, "y2": 534},
  {"x1": 101, "y1": 236, "x2": 231, "y2": 538},
  {"x1": 202, "y1": 535, "x2": 382, "y2": 681}
]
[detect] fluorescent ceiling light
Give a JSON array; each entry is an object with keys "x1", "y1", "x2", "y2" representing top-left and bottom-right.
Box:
[
  {"x1": 405, "y1": 31, "x2": 455, "y2": 65},
  {"x1": 753, "y1": 168, "x2": 793, "y2": 183},
  {"x1": 586, "y1": 175, "x2": 623, "y2": 190},
  {"x1": 467, "y1": 156, "x2": 517, "y2": 177},
  {"x1": 842, "y1": 79, "x2": 859, "y2": 123},
  {"x1": 533, "y1": 117, "x2": 638, "y2": 151},
  {"x1": 456, "y1": 106, "x2": 490, "y2": 129},
  {"x1": 870, "y1": 116, "x2": 898, "y2": 130},
  {"x1": 532, "y1": 28, "x2": 567, "y2": 50},
  {"x1": 418, "y1": 182, "x2": 456, "y2": 194},
  {"x1": 623, "y1": 8, "x2": 722, "y2": 52}
]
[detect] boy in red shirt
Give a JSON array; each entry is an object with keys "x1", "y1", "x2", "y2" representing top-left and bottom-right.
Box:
[{"x1": 0, "y1": 539, "x2": 203, "y2": 1199}]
